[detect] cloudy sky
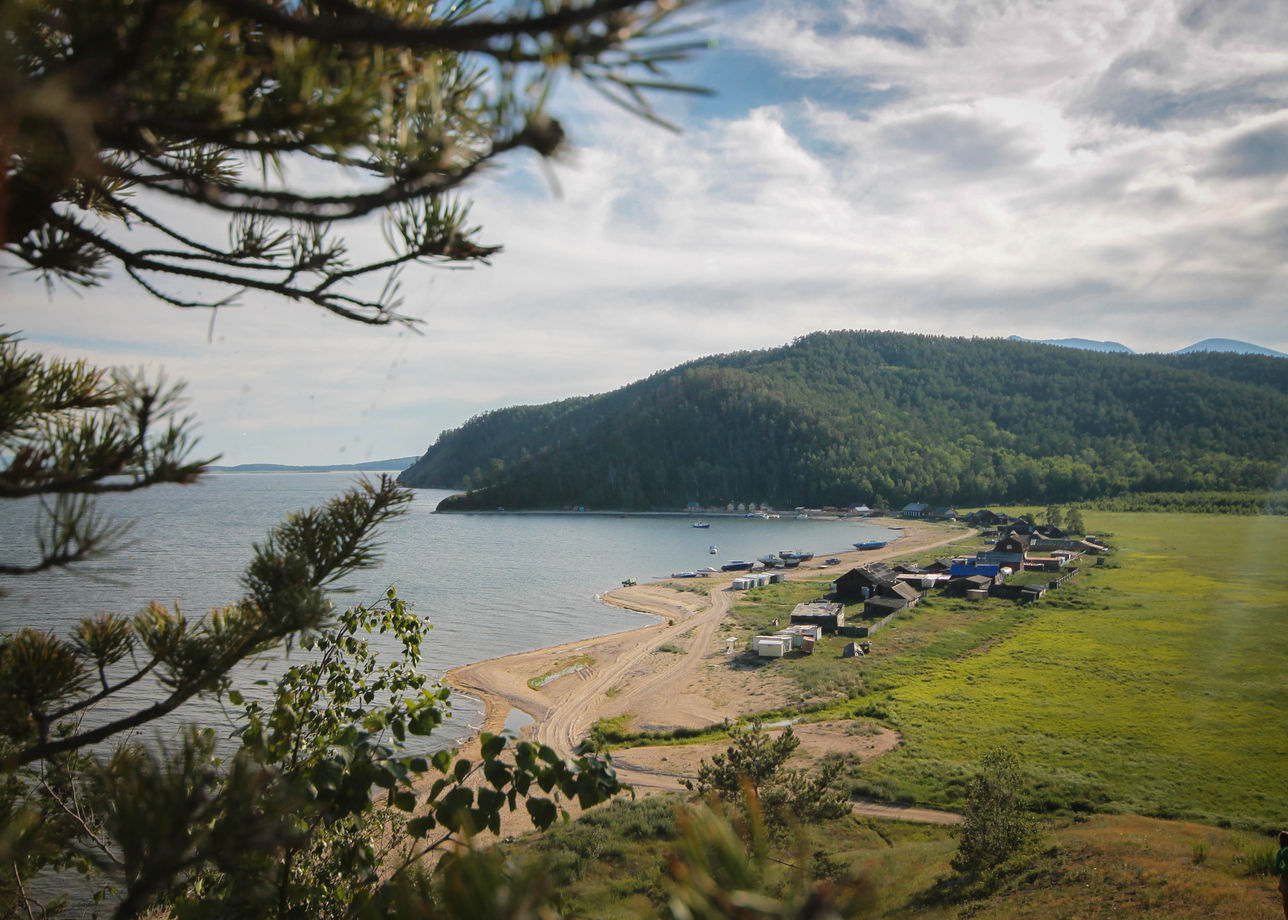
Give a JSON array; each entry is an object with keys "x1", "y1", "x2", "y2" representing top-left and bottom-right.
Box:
[{"x1": 7, "y1": 0, "x2": 1288, "y2": 465}]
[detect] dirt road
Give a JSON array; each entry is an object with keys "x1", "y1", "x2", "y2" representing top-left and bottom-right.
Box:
[{"x1": 447, "y1": 521, "x2": 976, "y2": 826}]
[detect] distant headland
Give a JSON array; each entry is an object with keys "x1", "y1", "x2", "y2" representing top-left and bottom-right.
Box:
[{"x1": 209, "y1": 457, "x2": 418, "y2": 473}]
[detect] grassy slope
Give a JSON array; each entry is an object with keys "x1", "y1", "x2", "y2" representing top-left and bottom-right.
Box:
[
  {"x1": 614, "y1": 513, "x2": 1287, "y2": 830},
  {"x1": 515, "y1": 801, "x2": 1282, "y2": 919},
  {"x1": 854, "y1": 512, "x2": 1288, "y2": 830}
]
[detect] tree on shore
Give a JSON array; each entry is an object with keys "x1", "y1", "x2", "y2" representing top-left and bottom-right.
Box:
[
  {"x1": 684, "y1": 722, "x2": 850, "y2": 823},
  {"x1": 951, "y1": 747, "x2": 1039, "y2": 877}
]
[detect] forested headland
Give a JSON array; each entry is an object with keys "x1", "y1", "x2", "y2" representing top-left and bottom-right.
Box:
[{"x1": 400, "y1": 331, "x2": 1288, "y2": 511}]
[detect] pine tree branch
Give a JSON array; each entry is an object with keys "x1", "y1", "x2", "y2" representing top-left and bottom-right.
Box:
[{"x1": 208, "y1": 0, "x2": 679, "y2": 56}]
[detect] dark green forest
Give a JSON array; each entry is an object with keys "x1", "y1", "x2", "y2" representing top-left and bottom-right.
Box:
[{"x1": 399, "y1": 332, "x2": 1288, "y2": 510}]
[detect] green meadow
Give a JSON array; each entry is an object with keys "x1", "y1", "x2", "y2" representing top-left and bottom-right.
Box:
[{"x1": 728, "y1": 513, "x2": 1288, "y2": 831}]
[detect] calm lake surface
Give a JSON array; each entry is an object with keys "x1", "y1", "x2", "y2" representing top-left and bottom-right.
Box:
[{"x1": 1, "y1": 472, "x2": 897, "y2": 748}]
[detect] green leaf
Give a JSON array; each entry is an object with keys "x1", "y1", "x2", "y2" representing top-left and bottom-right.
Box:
[
  {"x1": 480, "y1": 731, "x2": 506, "y2": 760},
  {"x1": 406, "y1": 815, "x2": 436, "y2": 837},
  {"x1": 483, "y1": 759, "x2": 510, "y2": 790},
  {"x1": 525, "y1": 797, "x2": 557, "y2": 830}
]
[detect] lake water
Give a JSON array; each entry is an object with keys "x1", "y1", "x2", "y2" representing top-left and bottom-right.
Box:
[{"x1": 0, "y1": 472, "x2": 897, "y2": 749}]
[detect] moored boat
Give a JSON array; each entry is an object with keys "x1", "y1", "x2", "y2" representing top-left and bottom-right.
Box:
[{"x1": 692, "y1": 521, "x2": 711, "y2": 528}]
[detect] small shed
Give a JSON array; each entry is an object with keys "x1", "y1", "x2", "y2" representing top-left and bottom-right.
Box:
[
  {"x1": 862, "y1": 595, "x2": 910, "y2": 618},
  {"x1": 789, "y1": 601, "x2": 846, "y2": 633},
  {"x1": 754, "y1": 636, "x2": 790, "y2": 658}
]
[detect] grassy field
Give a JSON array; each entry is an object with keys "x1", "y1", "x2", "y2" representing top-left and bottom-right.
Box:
[
  {"x1": 503, "y1": 512, "x2": 1288, "y2": 917},
  {"x1": 729, "y1": 513, "x2": 1288, "y2": 830}
]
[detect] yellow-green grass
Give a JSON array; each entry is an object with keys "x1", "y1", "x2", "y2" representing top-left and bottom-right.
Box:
[
  {"x1": 856, "y1": 512, "x2": 1288, "y2": 830},
  {"x1": 508, "y1": 796, "x2": 1281, "y2": 919}
]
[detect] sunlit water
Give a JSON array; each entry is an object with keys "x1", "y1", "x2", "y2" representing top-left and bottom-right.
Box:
[{"x1": 1, "y1": 472, "x2": 897, "y2": 750}]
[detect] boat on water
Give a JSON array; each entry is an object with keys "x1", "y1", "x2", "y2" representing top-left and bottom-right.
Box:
[
  {"x1": 854, "y1": 540, "x2": 888, "y2": 550},
  {"x1": 692, "y1": 521, "x2": 711, "y2": 528},
  {"x1": 709, "y1": 544, "x2": 718, "y2": 554}
]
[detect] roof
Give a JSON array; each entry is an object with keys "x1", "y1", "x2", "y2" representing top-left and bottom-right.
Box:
[
  {"x1": 992, "y1": 535, "x2": 1030, "y2": 553},
  {"x1": 864, "y1": 595, "x2": 910, "y2": 614},
  {"x1": 790, "y1": 601, "x2": 844, "y2": 620},
  {"x1": 836, "y1": 563, "x2": 900, "y2": 590},
  {"x1": 888, "y1": 581, "x2": 921, "y2": 602},
  {"x1": 902, "y1": 502, "x2": 931, "y2": 513},
  {"x1": 950, "y1": 563, "x2": 1000, "y2": 577}
]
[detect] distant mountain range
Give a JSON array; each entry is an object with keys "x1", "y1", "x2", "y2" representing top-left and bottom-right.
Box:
[
  {"x1": 210, "y1": 457, "x2": 418, "y2": 473},
  {"x1": 1008, "y1": 335, "x2": 1286, "y2": 357},
  {"x1": 401, "y1": 331, "x2": 1288, "y2": 511}
]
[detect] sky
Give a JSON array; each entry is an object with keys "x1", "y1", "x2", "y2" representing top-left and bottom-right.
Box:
[{"x1": 6, "y1": 0, "x2": 1288, "y2": 465}]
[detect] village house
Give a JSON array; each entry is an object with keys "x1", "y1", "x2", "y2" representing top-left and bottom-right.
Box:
[
  {"x1": 964, "y1": 509, "x2": 1011, "y2": 526},
  {"x1": 901, "y1": 501, "x2": 932, "y2": 519},
  {"x1": 832, "y1": 564, "x2": 923, "y2": 616},
  {"x1": 832, "y1": 563, "x2": 901, "y2": 599},
  {"x1": 976, "y1": 533, "x2": 1032, "y2": 568}
]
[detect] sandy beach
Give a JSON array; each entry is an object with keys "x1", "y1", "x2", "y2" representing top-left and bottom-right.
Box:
[{"x1": 441, "y1": 519, "x2": 970, "y2": 830}]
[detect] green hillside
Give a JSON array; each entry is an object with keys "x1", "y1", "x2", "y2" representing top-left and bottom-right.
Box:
[{"x1": 400, "y1": 331, "x2": 1288, "y2": 510}]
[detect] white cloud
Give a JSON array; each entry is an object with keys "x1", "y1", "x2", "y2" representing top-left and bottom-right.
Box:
[{"x1": 5, "y1": 0, "x2": 1286, "y2": 464}]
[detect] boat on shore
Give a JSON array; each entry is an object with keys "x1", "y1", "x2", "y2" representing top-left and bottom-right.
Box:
[
  {"x1": 721, "y1": 560, "x2": 754, "y2": 572},
  {"x1": 854, "y1": 540, "x2": 887, "y2": 550},
  {"x1": 779, "y1": 550, "x2": 814, "y2": 562}
]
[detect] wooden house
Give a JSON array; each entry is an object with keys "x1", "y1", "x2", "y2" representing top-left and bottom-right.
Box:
[
  {"x1": 965, "y1": 509, "x2": 1010, "y2": 526},
  {"x1": 833, "y1": 563, "x2": 900, "y2": 599},
  {"x1": 976, "y1": 533, "x2": 1031, "y2": 568}
]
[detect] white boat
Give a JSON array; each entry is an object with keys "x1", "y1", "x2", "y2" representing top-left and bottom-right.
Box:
[
  {"x1": 709, "y1": 544, "x2": 718, "y2": 554},
  {"x1": 692, "y1": 521, "x2": 711, "y2": 528}
]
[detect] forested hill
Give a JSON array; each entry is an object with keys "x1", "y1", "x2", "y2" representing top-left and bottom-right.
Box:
[{"x1": 399, "y1": 331, "x2": 1288, "y2": 511}]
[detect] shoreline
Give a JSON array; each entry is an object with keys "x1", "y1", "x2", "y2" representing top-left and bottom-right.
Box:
[{"x1": 442, "y1": 519, "x2": 963, "y2": 749}]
